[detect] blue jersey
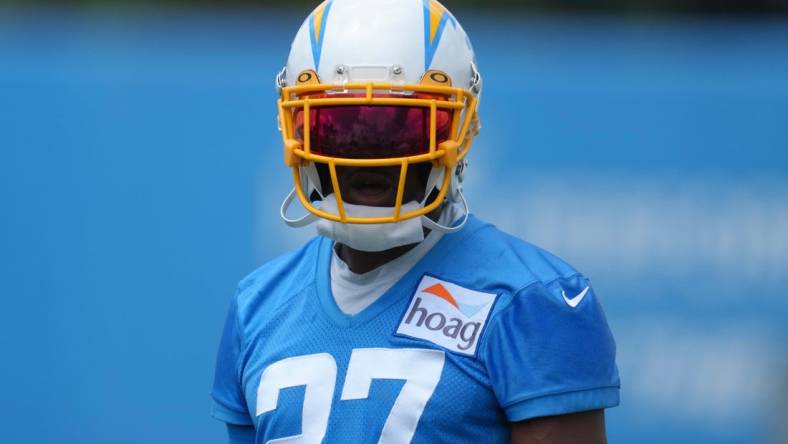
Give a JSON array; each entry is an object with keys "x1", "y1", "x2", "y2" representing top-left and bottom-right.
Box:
[{"x1": 211, "y1": 215, "x2": 620, "y2": 443}]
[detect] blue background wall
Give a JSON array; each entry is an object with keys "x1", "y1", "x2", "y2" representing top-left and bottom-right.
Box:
[{"x1": 1, "y1": 10, "x2": 786, "y2": 443}]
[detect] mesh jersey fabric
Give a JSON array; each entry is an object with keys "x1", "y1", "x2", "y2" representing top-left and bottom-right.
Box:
[{"x1": 211, "y1": 215, "x2": 620, "y2": 443}]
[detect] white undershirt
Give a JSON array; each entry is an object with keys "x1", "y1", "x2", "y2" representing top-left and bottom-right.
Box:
[{"x1": 330, "y1": 204, "x2": 460, "y2": 316}]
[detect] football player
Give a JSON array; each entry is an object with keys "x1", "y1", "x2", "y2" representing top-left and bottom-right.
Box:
[{"x1": 211, "y1": 1, "x2": 620, "y2": 443}]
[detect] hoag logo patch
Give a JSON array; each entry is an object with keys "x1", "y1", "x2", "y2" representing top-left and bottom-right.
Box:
[{"x1": 396, "y1": 275, "x2": 497, "y2": 356}]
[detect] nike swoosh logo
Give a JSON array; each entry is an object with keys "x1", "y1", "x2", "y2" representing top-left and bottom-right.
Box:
[{"x1": 561, "y1": 286, "x2": 590, "y2": 308}]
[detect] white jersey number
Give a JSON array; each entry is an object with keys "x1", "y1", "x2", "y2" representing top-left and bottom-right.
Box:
[
  {"x1": 256, "y1": 353, "x2": 337, "y2": 444},
  {"x1": 255, "y1": 348, "x2": 446, "y2": 444}
]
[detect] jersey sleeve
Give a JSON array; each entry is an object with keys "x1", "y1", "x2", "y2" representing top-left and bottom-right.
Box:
[
  {"x1": 481, "y1": 274, "x2": 620, "y2": 422},
  {"x1": 227, "y1": 424, "x2": 256, "y2": 444},
  {"x1": 211, "y1": 292, "x2": 254, "y2": 426}
]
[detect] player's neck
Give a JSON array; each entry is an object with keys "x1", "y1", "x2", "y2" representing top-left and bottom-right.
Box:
[
  {"x1": 336, "y1": 241, "x2": 422, "y2": 275},
  {"x1": 336, "y1": 206, "x2": 442, "y2": 275}
]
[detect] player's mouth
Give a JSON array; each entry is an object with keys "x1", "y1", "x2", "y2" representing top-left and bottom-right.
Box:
[{"x1": 341, "y1": 167, "x2": 399, "y2": 207}]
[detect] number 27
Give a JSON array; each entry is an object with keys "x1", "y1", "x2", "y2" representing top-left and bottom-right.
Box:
[{"x1": 256, "y1": 348, "x2": 445, "y2": 444}]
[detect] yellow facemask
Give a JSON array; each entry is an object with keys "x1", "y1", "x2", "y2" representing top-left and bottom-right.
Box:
[{"x1": 277, "y1": 69, "x2": 480, "y2": 225}]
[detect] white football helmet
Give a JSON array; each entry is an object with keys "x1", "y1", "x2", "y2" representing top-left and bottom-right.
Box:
[{"x1": 277, "y1": 0, "x2": 482, "y2": 232}]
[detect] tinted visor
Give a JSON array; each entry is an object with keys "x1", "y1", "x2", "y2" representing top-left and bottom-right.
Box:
[{"x1": 293, "y1": 101, "x2": 453, "y2": 159}]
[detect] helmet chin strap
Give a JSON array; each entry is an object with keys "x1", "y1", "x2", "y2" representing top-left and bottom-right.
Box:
[
  {"x1": 280, "y1": 162, "x2": 325, "y2": 228},
  {"x1": 420, "y1": 186, "x2": 469, "y2": 234},
  {"x1": 416, "y1": 164, "x2": 470, "y2": 234},
  {"x1": 280, "y1": 163, "x2": 470, "y2": 232},
  {"x1": 280, "y1": 187, "x2": 319, "y2": 228}
]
